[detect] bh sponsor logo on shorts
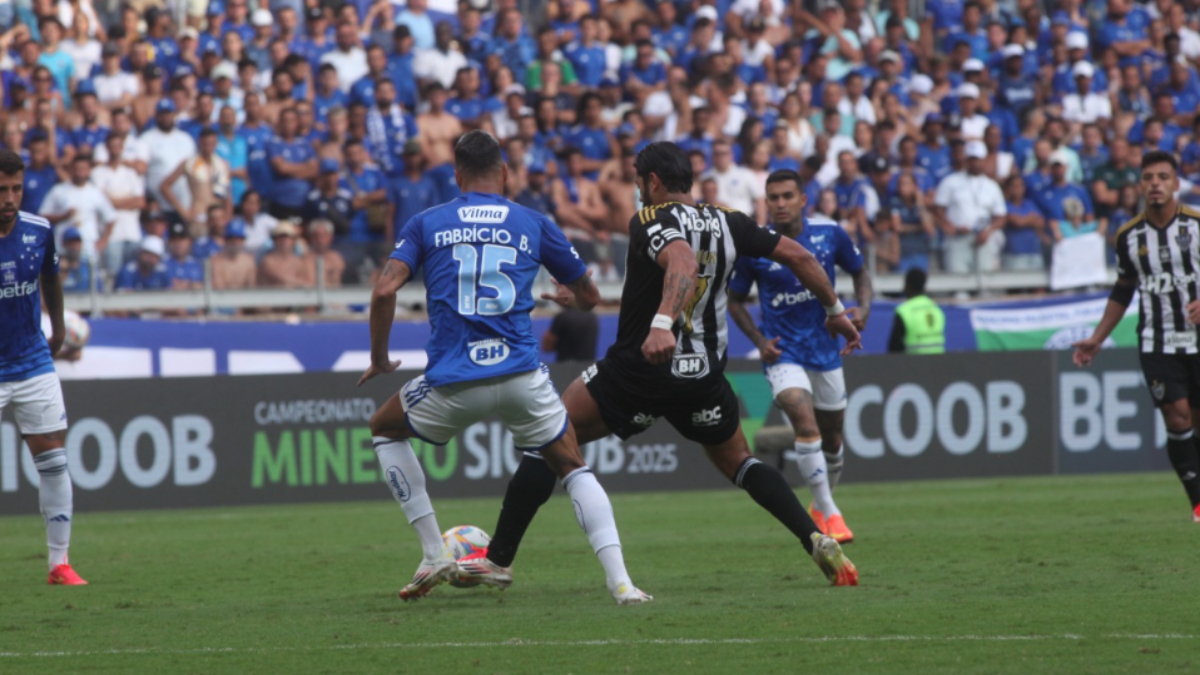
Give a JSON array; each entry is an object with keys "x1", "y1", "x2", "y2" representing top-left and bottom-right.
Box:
[
  {"x1": 691, "y1": 406, "x2": 722, "y2": 427},
  {"x1": 468, "y1": 338, "x2": 510, "y2": 366},
  {"x1": 671, "y1": 352, "x2": 710, "y2": 379},
  {"x1": 386, "y1": 466, "x2": 411, "y2": 502},
  {"x1": 770, "y1": 289, "x2": 816, "y2": 308}
]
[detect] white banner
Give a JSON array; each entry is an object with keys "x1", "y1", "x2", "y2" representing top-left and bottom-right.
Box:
[{"x1": 1050, "y1": 232, "x2": 1109, "y2": 291}]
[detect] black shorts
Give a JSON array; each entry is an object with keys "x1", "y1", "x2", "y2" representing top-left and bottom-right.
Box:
[
  {"x1": 582, "y1": 360, "x2": 741, "y2": 446},
  {"x1": 1140, "y1": 352, "x2": 1200, "y2": 407}
]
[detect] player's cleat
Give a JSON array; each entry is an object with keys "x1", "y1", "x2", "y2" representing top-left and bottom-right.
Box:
[
  {"x1": 47, "y1": 564, "x2": 87, "y2": 586},
  {"x1": 455, "y1": 550, "x2": 513, "y2": 590},
  {"x1": 824, "y1": 515, "x2": 854, "y2": 544},
  {"x1": 612, "y1": 582, "x2": 653, "y2": 605},
  {"x1": 811, "y1": 533, "x2": 858, "y2": 587},
  {"x1": 1193, "y1": 504, "x2": 1200, "y2": 523},
  {"x1": 397, "y1": 556, "x2": 457, "y2": 601},
  {"x1": 808, "y1": 503, "x2": 827, "y2": 534}
]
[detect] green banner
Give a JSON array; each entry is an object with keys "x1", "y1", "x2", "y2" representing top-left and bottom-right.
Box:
[{"x1": 970, "y1": 298, "x2": 1139, "y2": 352}]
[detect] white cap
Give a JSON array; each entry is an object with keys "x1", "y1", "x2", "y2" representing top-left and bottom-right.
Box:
[
  {"x1": 140, "y1": 235, "x2": 166, "y2": 257},
  {"x1": 1066, "y1": 31, "x2": 1089, "y2": 50},
  {"x1": 957, "y1": 82, "x2": 981, "y2": 99},
  {"x1": 1050, "y1": 149, "x2": 1072, "y2": 166},
  {"x1": 878, "y1": 50, "x2": 901, "y2": 63},
  {"x1": 965, "y1": 141, "x2": 988, "y2": 159},
  {"x1": 1072, "y1": 60, "x2": 1095, "y2": 79},
  {"x1": 963, "y1": 58, "x2": 985, "y2": 73},
  {"x1": 1002, "y1": 44, "x2": 1025, "y2": 59},
  {"x1": 178, "y1": 27, "x2": 199, "y2": 40},
  {"x1": 695, "y1": 5, "x2": 718, "y2": 21},
  {"x1": 910, "y1": 74, "x2": 933, "y2": 96},
  {"x1": 212, "y1": 62, "x2": 237, "y2": 81},
  {"x1": 251, "y1": 8, "x2": 273, "y2": 27}
]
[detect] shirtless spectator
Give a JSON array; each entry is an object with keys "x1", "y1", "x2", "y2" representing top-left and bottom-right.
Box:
[
  {"x1": 211, "y1": 221, "x2": 257, "y2": 291},
  {"x1": 551, "y1": 148, "x2": 608, "y2": 238},
  {"x1": 305, "y1": 220, "x2": 346, "y2": 288},
  {"x1": 417, "y1": 82, "x2": 462, "y2": 172},
  {"x1": 132, "y1": 65, "x2": 165, "y2": 132},
  {"x1": 257, "y1": 221, "x2": 314, "y2": 288},
  {"x1": 160, "y1": 128, "x2": 233, "y2": 235},
  {"x1": 598, "y1": 150, "x2": 636, "y2": 278}
]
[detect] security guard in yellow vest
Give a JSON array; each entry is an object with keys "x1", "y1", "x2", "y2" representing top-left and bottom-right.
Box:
[{"x1": 888, "y1": 269, "x2": 946, "y2": 354}]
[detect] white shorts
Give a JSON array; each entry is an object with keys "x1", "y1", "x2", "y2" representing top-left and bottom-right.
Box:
[
  {"x1": 400, "y1": 366, "x2": 568, "y2": 450},
  {"x1": 765, "y1": 363, "x2": 847, "y2": 412},
  {"x1": 0, "y1": 372, "x2": 68, "y2": 435}
]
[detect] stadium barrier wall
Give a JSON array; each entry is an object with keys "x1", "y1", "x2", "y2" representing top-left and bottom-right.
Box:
[{"x1": 0, "y1": 350, "x2": 1170, "y2": 513}]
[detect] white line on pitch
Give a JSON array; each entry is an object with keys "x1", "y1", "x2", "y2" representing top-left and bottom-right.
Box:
[{"x1": 0, "y1": 634, "x2": 1196, "y2": 658}]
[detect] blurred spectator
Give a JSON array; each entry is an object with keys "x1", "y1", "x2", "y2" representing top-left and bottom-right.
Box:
[
  {"x1": 257, "y1": 221, "x2": 312, "y2": 287},
  {"x1": 21, "y1": 132, "x2": 58, "y2": 214},
  {"x1": 1060, "y1": 62, "x2": 1112, "y2": 134},
  {"x1": 303, "y1": 158, "x2": 354, "y2": 237},
  {"x1": 387, "y1": 140, "x2": 439, "y2": 244},
  {"x1": 320, "y1": 21, "x2": 368, "y2": 92},
  {"x1": 933, "y1": 141, "x2": 1006, "y2": 273},
  {"x1": 91, "y1": 133, "x2": 147, "y2": 275},
  {"x1": 58, "y1": 228, "x2": 99, "y2": 293},
  {"x1": 114, "y1": 236, "x2": 171, "y2": 291},
  {"x1": 704, "y1": 138, "x2": 765, "y2": 220},
  {"x1": 1035, "y1": 150, "x2": 1095, "y2": 241},
  {"x1": 40, "y1": 153, "x2": 116, "y2": 263},
  {"x1": 888, "y1": 171, "x2": 935, "y2": 273},
  {"x1": 1000, "y1": 173, "x2": 1046, "y2": 271},
  {"x1": 164, "y1": 221, "x2": 203, "y2": 290},
  {"x1": 542, "y1": 308, "x2": 599, "y2": 362},
  {"x1": 230, "y1": 190, "x2": 277, "y2": 253},
  {"x1": 832, "y1": 150, "x2": 875, "y2": 243},
  {"x1": 161, "y1": 127, "x2": 232, "y2": 234},
  {"x1": 267, "y1": 107, "x2": 318, "y2": 219},
  {"x1": 143, "y1": 98, "x2": 198, "y2": 213},
  {"x1": 194, "y1": 204, "x2": 232, "y2": 259},
  {"x1": 211, "y1": 220, "x2": 257, "y2": 291},
  {"x1": 552, "y1": 148, "x2": 607, "y2": 249},
  {"x1": 414, "y1": 23, "x2": 468, "y2": 90},
  {"x1": 305, "y1": 219, "x2": 345, "y2": 288}
]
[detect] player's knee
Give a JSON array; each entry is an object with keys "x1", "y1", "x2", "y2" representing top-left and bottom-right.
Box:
[
  {"x1": 25, "y1": 432, "x2": 66, "y2": 454},
  {"x1": 1162, "y1": 403, "x2": 1192, "y2": 432},
  {"x1": 820, "y1": 432, "x2": 842, "y2": 455}
]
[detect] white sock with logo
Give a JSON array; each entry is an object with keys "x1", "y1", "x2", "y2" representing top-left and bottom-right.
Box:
[
  {"x1": 825, "y1": 444, "x2": 845, "y2": 489},
  {"x1": 34, "y1": 449, "x2": 72, "y2": 569},
  {"x1": 795, "y1": 440, "x2": 839, "y2": 517},
  {"x1": 373, "y1": 437, "x2": 445, "y2": 562},
  {"x1": 562, "y1": 467, "x2": 631, "y2": 593}
]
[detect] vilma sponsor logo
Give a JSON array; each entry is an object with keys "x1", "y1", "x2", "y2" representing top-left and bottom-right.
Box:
[
  {"x1": 457, "y1": 206, "x2": 510, "y2": 224},
  {"x1": 386, "y1": 466, "x2": 411, "y2": 502}
]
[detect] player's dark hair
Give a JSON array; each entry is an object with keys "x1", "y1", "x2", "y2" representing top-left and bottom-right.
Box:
[
  {"x1": 454, "y1": 130, "x2": 504, "y2": 180},
  {"x1": 1141, "y1": 150, "x2": 1178, "y2": 174},
  {"x1": 635, "y1": 142, "x2": 693, "y2": 193},
  {"x1": 905, "y1": 268, "x2": 928, "y2": 296},
  {"x1": 766, "y1": 169, "x2": 803, "y2": 191},
  {"x1": 0, "y1": 148, "x2": 24, "y2": 175}
]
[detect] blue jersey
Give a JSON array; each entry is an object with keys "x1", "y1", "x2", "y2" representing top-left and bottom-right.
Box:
[
  {"x1": 239, "y1": 123, "x2": 275, "y2": 198},
  {"x1": 390, "y1": 192, "x2": 587, "y2": 387},
  {"x1": 267, "y1": 135, "x2": 316, "y2": 208},
  {"x1": 0, "y1": 212, "x2": 57, "y2": 383},
  {"x1": 21, "y1": 165, "x2": 58, "y2": 214},
  {"x1": 729, "y1": 217, "x2": 863, "y2": 372},
  {"x1": 164, "y1": 256, "x2": 204, "y2": 285}
]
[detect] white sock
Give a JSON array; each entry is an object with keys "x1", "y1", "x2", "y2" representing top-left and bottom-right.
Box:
[
  {"x1": 825, "y1": 444, "x2": 845, "y2": 489},
  {"x1": 795, "y1": 440, "x2": 840, "y2": 517},
  {"x1": 562, "y1": 467, "x2": 631, "y2": 592},
  {"x1": 34, "y1": 449, "x2": 72, "y2": 569},
  {"x1": 373, "y1": 437, "x2": 445, "y2": 561}
]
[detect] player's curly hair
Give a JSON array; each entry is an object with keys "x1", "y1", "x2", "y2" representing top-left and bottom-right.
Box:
[
  {"x1": 0, "y1": 148, "x2": 23, "y2": 176},
  {"x1": 455, "y1": 130, "x2": 503, "y2": 180},
  {"x1": 635, "y1": 142, "x2": 692, "y2": 193}
]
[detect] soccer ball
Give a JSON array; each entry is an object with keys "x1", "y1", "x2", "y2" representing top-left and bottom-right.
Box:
[
  {"x1": 442, "y1": 525, "x2": 491, "y2": 588},
  {"x1": 63, "y1": 310, "x2": 90, "y2": 349}
]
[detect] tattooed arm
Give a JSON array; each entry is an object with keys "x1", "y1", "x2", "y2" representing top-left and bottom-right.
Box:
[
  {"x1": 357, "y1": 258, "x2": 413, "y2": 386},
  {"x1": 641, "y1": 239, "x2": 699, "y2": 365}
]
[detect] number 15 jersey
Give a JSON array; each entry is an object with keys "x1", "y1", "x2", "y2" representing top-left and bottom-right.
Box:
[{"x1": 391, "y1": 192, "x2": 587, "y2": 387}]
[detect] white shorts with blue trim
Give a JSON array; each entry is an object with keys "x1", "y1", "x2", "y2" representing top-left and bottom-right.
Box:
[
  {"x1": 400, "y1": 366, "x2": 568, "y2": 450},
  {"x1": 0, "y1": 372, "x2": 68, "y2": 435},
  {"x1": 765, "y1": 363, "x2": 847, "y2": 412}
]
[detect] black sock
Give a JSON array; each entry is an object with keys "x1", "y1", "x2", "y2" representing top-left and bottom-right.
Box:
[
  {"x1": 1168, "y1": 429, "x2": 1200, "y2": 508},
  {"x1": 486, "y1": 454, "x2": 558, "y2": 568},
  {"x1": 735, "y1": 457, "x2": 819, "y2": 554}
]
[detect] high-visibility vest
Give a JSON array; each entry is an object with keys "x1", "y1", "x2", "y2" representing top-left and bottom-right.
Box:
[{"x1": 895, "y1": 295, "x2": 946, "y2": 354}]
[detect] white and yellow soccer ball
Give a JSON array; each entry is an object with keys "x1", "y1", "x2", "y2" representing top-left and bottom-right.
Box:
[{"x1": 442, "y1": 525, "x2": 491, "y2": 588}]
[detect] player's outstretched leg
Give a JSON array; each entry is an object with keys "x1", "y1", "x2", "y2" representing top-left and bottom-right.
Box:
[
  {"x1": 705, "y1": 426, "x2": 857, "y2": 586},
  {"x1": 775, "y1": 386, "x2": 849, "y2": 542},
  {"x1": 541, "y1": 425, "x2": 652, "y2": 605},
  {"x1": 485, "y1": 453, "x2": 557, "y2": 569},
  {"x1": 370, "y1": 394, "x2": 454, "y2": 601},
  {"x1": 30, "y1": 433, "x2": 86, "y2": 586},
  {"x1": 815, "y1": 407, "x2": 852, "y2": 543}
]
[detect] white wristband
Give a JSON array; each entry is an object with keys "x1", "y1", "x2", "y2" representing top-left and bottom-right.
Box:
[
  {"x1": 651, "y1": 313, "x2": 675, "y2": 331},
  {"x1": 824, "y1": 299, "x2": 846, "y2": 317}
]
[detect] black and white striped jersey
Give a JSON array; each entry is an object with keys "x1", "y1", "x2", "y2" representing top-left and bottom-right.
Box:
[
  {"x1": 1114, "y1": 205, "x2": 1200, "y2": 354},
  {"x1": 602, "y1": 201, "x2": 781, "y2": 390}
]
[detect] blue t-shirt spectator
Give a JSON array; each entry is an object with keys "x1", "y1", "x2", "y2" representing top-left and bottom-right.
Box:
[
  {"x1": 115, "y1": 261, "x2": 172, "y2": 290},
  {"x1": 1004, "y1": 199, "x2": 1044, "y2": 255},
  {"x1": 21, "y1": 165, "x2": 58, "y2": 213},
  {"x1": 267, "y1": 135, "x2": 317, "y2": 208},
  {"x1": 387, "y1": 173, "x2": 440, "y2": 241}
]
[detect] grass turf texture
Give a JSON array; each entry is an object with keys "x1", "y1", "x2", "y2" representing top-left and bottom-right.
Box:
[{"x1": 1, "y1": 473, "x2": 1197, "y2": 674}]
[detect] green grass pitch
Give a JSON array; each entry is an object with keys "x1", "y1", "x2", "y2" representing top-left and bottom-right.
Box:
[{"x1": 1, "y1": 472, "x2": 1197, "y2": 674}]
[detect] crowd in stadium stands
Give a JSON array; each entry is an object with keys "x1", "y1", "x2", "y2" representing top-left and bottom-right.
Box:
[{"x1": 3, "y1": 0, "x2": 1200, "y2": 296}]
